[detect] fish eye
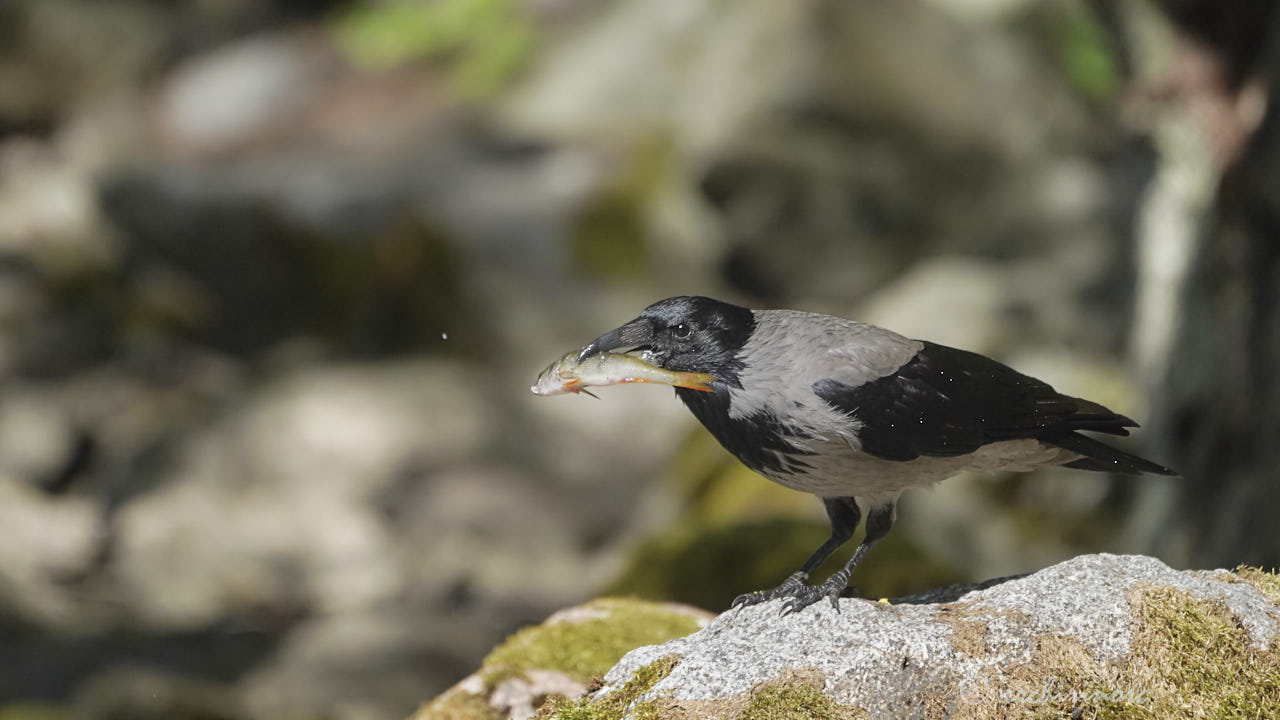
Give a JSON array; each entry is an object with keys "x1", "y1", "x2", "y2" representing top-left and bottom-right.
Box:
[{"x1": 672, "y1": 322, "x2": 691, "y2": 339}]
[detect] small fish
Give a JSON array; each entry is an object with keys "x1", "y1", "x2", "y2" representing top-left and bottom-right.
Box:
[{"x1": 530, "y1": 350, "x2": 717, "y2": 398}]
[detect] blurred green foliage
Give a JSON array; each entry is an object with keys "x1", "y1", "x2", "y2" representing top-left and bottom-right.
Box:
[
  {"x1": 304, "y1": 218, "x2": 469, "y2": 356},
  {"x1": 606, "y1": 516, "x2": 965, "y2": 611},
  {"x1": 1054, "y1": 9, "x2": 1120, "y2": 101},
  {"x1": 570, "y1": 136, "x2": 674, "y2": 281},
  {"x1": 0, "y1": 705, "x2": 68, "y2": 720},
  {"x1": 608, "y1": 432, "x2": 965, "y2": 610},
  {"x1": 333, "y1": 0, "x2": 535, "y2": 98}
]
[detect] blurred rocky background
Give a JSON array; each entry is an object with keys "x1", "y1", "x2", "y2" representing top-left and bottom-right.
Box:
[{"x1": 0, "y1": 0, "x2": 1276, "y2": 718}]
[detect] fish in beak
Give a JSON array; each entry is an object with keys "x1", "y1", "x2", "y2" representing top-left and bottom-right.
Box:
[{"x1": 577, "y1": 317, "x2": 656, "y2": 362}]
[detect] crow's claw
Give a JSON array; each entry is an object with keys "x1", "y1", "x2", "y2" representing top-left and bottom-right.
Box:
[
  {"x1": 730, "y1": 571, "x2": 809, "y2": 613},
  {"x1": 775, "y1": 585, "x2": 826, "y2": 616},
  {"x1": 730, "y1": 590, "x2": 768, "y2": 613}
]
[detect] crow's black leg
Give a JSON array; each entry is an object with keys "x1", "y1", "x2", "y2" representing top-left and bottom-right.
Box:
[
  {"x1": 780, "y1": 503, "x2": 895, "y2": 615},
  {"x1": 730, "y1": 497, "x2": 861, "y2": 610}
]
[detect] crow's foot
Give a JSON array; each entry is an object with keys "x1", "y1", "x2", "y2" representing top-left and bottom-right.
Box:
[
  {"x1": 779, "y1": 571, "x2": 852, "y2": 616},
  {"x1": 730, "y1": 571, "x2": 808, "y2": 611}
]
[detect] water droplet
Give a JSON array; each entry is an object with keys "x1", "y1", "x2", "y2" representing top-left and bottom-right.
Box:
[{"x1": 441, "y1": 332, "x2": 449, "y2": 340}]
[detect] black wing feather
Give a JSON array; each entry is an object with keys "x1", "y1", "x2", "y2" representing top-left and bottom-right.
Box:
[
  {"x1": 813, "y1": 342, "x2": 1155, "y2": 468},
  {"x1": 1052, "y1": 432, "x2": 1175, "y2": 475}
]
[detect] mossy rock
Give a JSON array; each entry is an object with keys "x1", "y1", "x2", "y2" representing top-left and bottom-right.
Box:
[
  {"x1": 544, "y1": 664, "x2": 866, "y2": 720},
  {"x1": 416, "y1": 559, "x2": 1280, "y2": 719},
  {"x1": 937, "y1": 573, "x2": 1280, "y2": 719},
  {"x1": 581, "y1": 556, "x2": 1280, "y2": 720},
  {"x1": 537, "y1": 654, "x2": 680, "y2": 720},
  {"x1": 480, "y1": 599, "x2": 706, "y2": 686},
  {"x1": 411, "y1": 599, "x2": 708, "y2": 720}
]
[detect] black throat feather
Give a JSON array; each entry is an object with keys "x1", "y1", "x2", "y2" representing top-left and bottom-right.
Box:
[{"x1": 675, "y1": 384, "x2": 815, "y2": 476}]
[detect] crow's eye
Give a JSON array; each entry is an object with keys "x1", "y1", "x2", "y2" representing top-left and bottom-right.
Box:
[{"x1": 672, "y1": 323, "x2": 691, "y2": 339}]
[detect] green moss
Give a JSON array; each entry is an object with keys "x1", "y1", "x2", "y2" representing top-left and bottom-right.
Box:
[
  {"x1": 1234, "y1": 565, "x2": 1280, "y2": 608},
  {"x1": 738, "y1": 671, "x2": 866, "y2": 720},
  {"x1": 543, "y1": 667, "x2": 866, "y2": 720},
  {"x1": 410, "y1": 690, "x2": 502, "y2": 720},
  {"x1": 482, "y1": 600, "x2": 700, "y2": 686},
  {"x1": 415, "y1": 599, "x2": 698, "y2": 719},
  {"x1": 922, "y1": 575, "x2": 1280, "y2": 719},
  {"x1": 1108, "y1": 585, "x2": 1280, "y2": 720},
  {"x1": 333, "y1": 0, "x2": 535, "y2": 98},
  {"x1": 538, "y1": 655, "x2": 680, "y2": 720},
  {"x1": 959, "y1": 583, "x2": 1280, "y2": 719}
]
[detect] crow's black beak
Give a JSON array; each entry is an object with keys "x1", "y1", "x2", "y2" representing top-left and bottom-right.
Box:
[{"x1": 578, "y1": 317, "x2": 654, "y2": 361}]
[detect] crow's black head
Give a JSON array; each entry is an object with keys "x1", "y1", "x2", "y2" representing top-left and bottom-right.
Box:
[{"x1": 579, "y1": 296, "x2": 755, "y2": 382}]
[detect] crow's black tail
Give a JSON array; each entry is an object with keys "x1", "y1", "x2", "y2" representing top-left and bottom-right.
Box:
[{"x1": 1049, "y1": 432, "x2": 1177, "y2": 476}]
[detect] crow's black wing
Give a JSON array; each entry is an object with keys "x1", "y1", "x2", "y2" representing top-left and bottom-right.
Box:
[{"x1": 813, "y1": 341, "x2": 1139, "y2": 463}]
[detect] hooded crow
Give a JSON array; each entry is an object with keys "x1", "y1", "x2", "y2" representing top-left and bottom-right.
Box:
[{"x1": 579, "y1": 295, "x2": 1175, "y2": 614}]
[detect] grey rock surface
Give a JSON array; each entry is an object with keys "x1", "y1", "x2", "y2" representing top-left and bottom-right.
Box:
[{"x1": 595, "y1": 554, "x2": 1279, "y2": 719}]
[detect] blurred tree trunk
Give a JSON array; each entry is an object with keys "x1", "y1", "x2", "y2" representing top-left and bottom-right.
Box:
[{"x1": 1149, "y1": 2, "x2": 1280, "y2": 568}]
